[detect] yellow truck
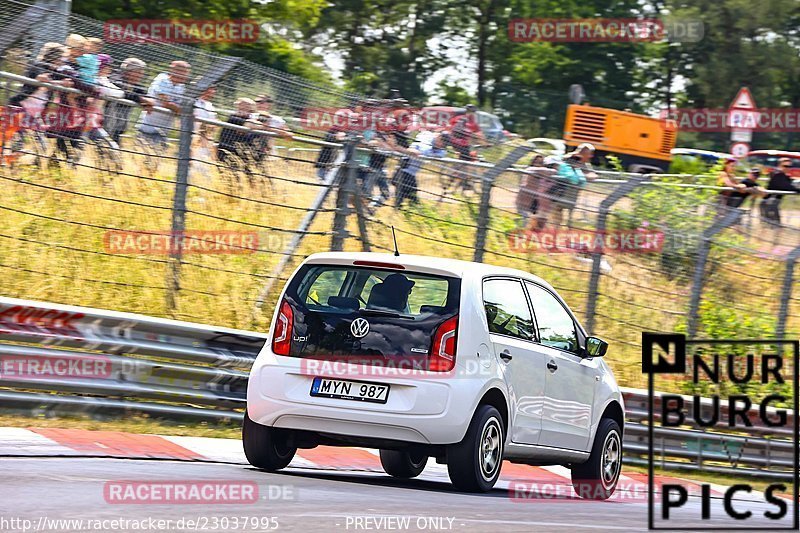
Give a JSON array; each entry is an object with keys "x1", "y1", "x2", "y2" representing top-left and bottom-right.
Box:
[{"x1": 563, "y1": 104, "x2": 675, "y2": 172}]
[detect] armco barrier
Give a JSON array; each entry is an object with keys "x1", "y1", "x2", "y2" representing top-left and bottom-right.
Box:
[{"x1": 0, "y1": 297, "x2": 794, "y2": 480}]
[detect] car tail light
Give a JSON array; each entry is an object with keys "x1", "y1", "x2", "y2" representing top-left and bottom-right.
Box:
[
  {"x1": 272, "y1": 299, "x2": 293, "y2": 356},
  {"x1": 429, "y1": 315, "x2": 458, "y2": 372}
]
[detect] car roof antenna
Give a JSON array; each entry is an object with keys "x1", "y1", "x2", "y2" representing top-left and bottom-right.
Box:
[{"x1": 391, "y1": 226, "x2": 400, "y2": 257}]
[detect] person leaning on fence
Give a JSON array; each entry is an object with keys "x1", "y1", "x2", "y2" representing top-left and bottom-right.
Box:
[
  {"x1": 217, "y1": 97, "x2": 264, "y2": 179},
  {"x1": 104, "y1": 58, "x2": 152, "y2": 145},
  {"x1": 6, "y1": 42, "x2": 69, "y2": 154},
  {"x1": 45, "y1": 35, "x2": 103, "y2": 165},
  {"x1": 314, "y1": 111, "x2": 351, "y2": 181},
  {"x1": 761, "y1": 158, "x2": 800, "y2": 226},
  {"x1": 516, "y1": 154, "x2": 557, "y2": 228},
  {"x1": 252, "y1": 94, "x2": 291, "y2": 161},
  {"x1": 137, "y1": 60, "x2": 191, "y2": 149},
  {"x1": 725, "y1": 167, "x2": 765, "y2": 209},
  {"x1": 715, "y1": 157, "x2": 748, "y2": 218},
  {"x1": 536, "y1": 143, "x2": 597, "y2": 229},
  {"x1": 394, "y1": 133, "x2": 449, "y2": 208},
  {"x1": 190, "y1": 84, "x2": 218, "y2": 183}
]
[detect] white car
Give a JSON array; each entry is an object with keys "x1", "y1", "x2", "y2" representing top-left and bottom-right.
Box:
[{"x1": 245, "y1": 252, "x2": 624, "y2": 498}]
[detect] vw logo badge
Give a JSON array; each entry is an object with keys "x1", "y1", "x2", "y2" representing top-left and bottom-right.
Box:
[{"x1": 350, "y1": 317, "x2": 370, "y2": 338}]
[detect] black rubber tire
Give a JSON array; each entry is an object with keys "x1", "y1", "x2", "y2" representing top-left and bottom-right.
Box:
[
  {"x1": 446, "y1": 405, "x2": 504, "y2": 492},
  {"x1": 571, "y1": 418, "x2": 622, "y2": 500},
  {"x1": 242, "y1": 412, "x2": 297, "y2": 471},
  {"x1": 379, "y1": 449, "x2": 428, "y2": 479}
]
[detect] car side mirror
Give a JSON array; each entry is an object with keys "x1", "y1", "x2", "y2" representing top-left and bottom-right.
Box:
[{"x1": 585, "y1": 336, "x2": 608, "y2": 358}]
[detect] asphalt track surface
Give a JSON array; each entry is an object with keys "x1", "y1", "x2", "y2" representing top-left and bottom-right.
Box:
[{"x1": 1, "y1": 456, "x2": 791, "y2": 532}]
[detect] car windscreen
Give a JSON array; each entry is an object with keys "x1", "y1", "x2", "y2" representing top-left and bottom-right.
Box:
[{"x1": 281, "y1": 264, "x2": 461, "y2": 362}]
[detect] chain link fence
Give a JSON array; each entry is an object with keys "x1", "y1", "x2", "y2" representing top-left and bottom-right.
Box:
[{"x1": 0, "y1": 0, "x2": 798, "y2": 389}]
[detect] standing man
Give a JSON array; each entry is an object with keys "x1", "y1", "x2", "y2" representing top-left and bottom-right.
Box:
[
  {"x1": 762, "y1": 158, "x2": 800, "y2": 225},
  {"x1": 137, "y1": 60, "x2": 191, "y2": 149},
  {"x1": 104, "y1": 58, "x2": 152, "y2": 146}
]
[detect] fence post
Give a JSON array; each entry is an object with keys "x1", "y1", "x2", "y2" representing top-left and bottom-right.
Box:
[
  {"x1": 330, "y1": 137, "x2": 358, "y2": 252},
  {"x1": 165, "y1": 59, "x2": 239, "y2": 314},
  {"x1": 473, "y1": 143, "x2": 535, "y2": 263},
  {"x1": 584, "y1": 174, "x2": 647, "y2": 335},
  {"x1": 775, "y1": 245, "x2": 800, "y2": 341},
  {"x1": 252, "y1": 146, "x2": 345, "y2": 313},
  {"x1": 0, "y1": 2, "x2": 49, "y2": 56},
  {"x1": 34, "y1": 0, "x2": 70, "y2": 53},
  {"x1": 686, "y1": 208, "x2": 743, "y2": 338}
]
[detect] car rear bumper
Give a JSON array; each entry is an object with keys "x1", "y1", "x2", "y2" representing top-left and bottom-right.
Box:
[{"x1": 246, "y1": 353, "x2": 488, "y2": 445}]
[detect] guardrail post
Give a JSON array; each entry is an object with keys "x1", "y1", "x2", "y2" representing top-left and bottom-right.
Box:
[
  {"x1": 330, "y1": 137, "x2": 358, "y2": 252},
  {"x1": 686, "y1": 208, "x2": 743, "y2": 338},
  {"x1": 584, "y1": 174, "x2": 647, "y2": 335},
  {"x1": 473, "y1": 143, "x2": 535, "y2": 263},
  {"x1": 165, "y1": 58, "x2": 240, "y2": 313},
  {"x1": 776, "y1": 245, "x2": 800, "y2": 341}
]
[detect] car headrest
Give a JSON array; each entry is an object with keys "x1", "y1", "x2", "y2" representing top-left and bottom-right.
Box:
[{"x1": 327, "y1": 296, "x2": 360, "y2": 310}]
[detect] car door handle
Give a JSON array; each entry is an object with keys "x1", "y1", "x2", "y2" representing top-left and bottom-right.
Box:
[
  {"x1": 500, "y1": 350, "x2": 513, "y2": 362},
  {"x1": 547, "y1": 360, "x2": 558, "y2": 372}
]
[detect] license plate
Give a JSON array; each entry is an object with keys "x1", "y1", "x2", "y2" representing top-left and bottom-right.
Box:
[{"x1": 310, "y1": 377, "x2": 390, "y2": 404}]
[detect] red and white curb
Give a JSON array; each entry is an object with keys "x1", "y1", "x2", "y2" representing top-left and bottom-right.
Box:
[{"x1": 0, "y1": 426, "x2": 787, "y2": 503}]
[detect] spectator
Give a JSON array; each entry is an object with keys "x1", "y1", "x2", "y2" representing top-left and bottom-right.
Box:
[
  {"x1": 726, "y1": 167, "x2": 765, "y2": 209},
  {"x1": 84, "y1": 54, "x2": 124, "y2": 153},
  {"x1": 394, "y1": 133, "x2": 448, "y2": 208},
  {"x1": 448, "y1": 104, "x2": 484, "y2": 161},
  {"x1": 314, "y1": 110, "x2": 351, "y2": 181},
  {"x1": 217, "y1": 97, "x2": 259, "y2": 164},
  {"x1": 516, "y1": 154, "x2": 556, "y2": 228},
  {"x1": 761, "y1": 158, "x2": 800, "y2": 225},
  {"x1": 74, "y1": 37, "x2": 103, "y2": 84},
  {"x1": 253, "y1": 94, "x2": 291, "y2": 160},
  {"x1": 104, "y1": 58, "x2": 152, "y2": 145},
  {"x1": 191, "y1": 85, "x2": 218, "y2": 182},
  {"x1": 137, "y1": 60, "x2": 191, "y2": 148},
  {"x1": 538, "y1": 146, "x2": 597, "y2": 228},
  {"x1": 716, "y1": 158, "x2": 746, "y2": 216},
  {"x1": 8, "y1": 42, "x2": 67, "y2": 109}
]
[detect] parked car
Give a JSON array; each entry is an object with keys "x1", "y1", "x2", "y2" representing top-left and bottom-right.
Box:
[
  {"x1": 416, "y1": 106, "x2": 511, "y2": 144},
  {"x1": 747, "y1": 150, "x2": 800, "y2": 178},
  {"x1": 671, "y1": 148, "x2": 734, "y2": 165},
  {"x1": 244, "y1": 252, "x2": 625, "y2": 498}
]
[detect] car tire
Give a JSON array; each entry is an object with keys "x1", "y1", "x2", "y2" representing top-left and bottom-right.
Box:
[
  {"x1": 242, "y1": 412, "x2": 297, "y2": 471},
  {"x1": 571, "y1": 418, "x2": 622, "y2": 500},
  {"x1": 446, "y1": 404, "x2": 504, "y2": 492},
  {"x1": 379, "y1": 449, "x2": 428, "y2": 479}
]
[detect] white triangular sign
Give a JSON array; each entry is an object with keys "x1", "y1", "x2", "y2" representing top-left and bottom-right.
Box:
[{"x1": 730, "y1": 87, "x2": 756, "y2": 109}]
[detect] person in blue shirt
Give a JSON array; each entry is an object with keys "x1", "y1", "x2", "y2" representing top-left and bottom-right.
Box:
[
  {"x1": 394, "y1": 133, "x2": 449, "y2": 207},
  {"x1": 540, "y1": 143, "x2": 597, "y2": 228}
]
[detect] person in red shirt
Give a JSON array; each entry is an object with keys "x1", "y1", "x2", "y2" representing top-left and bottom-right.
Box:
[{"x1": 448, "y1": 104, "x2": 484, "y2": 161}]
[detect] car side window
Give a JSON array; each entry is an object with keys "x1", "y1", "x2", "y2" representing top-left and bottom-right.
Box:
[
  {"x1": 483, "y1": 279, "x2": 534, "y2": 341},
  {"x1": 525, "y1": 282, "x2": 579, "y2": 353}
]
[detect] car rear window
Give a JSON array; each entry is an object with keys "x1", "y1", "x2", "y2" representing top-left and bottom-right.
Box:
[{"x1": 281, "y1": 264, "x2": 461, "y2": 360}]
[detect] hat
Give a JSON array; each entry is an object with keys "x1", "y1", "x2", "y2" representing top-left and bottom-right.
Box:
[
  {"x1": 97, "y1": 54, "x2": 113, "y2": 68},
  {"x1": 749, "y1": 167, "x2": 761, "y2": 174},
  {"x1": 383, "y1": 273, "x2": 415, "y2": 293}
]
